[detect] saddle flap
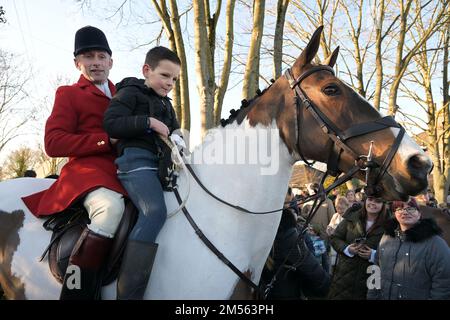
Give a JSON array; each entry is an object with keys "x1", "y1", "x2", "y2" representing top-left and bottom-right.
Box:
[{"x1": 46, "y1": 200, "x2": 138, "y2": 285}]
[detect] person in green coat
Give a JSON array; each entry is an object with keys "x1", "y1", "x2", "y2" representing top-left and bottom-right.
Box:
[{"x1": 328, "y1": 196, "x2": 390, "y2": 299}]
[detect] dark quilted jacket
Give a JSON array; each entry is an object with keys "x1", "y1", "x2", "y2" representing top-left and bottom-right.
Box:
[
  {"x1": 328, "y1": 205, "x2": 385, "y2": 299},
  {"x1": 367, "y1": 218, "x2": 450, "y2": 300}
]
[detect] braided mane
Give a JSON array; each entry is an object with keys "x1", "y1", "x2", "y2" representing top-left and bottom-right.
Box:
[{"x1": 220, "y1": 79, "x2": 276, "y2": 127}]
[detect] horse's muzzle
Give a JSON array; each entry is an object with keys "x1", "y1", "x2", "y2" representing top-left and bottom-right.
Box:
[{"x1": 405, "y1": 153, "x2": 433, "y2": 194}]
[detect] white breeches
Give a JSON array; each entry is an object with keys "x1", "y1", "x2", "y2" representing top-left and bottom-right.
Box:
[{"x1": 83, "y1": 187, "x2": 125, "y2": 238}]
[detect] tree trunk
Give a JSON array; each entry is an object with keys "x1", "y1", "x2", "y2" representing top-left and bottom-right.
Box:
[
  {"x1": 193, "y1": 0, "x2": 214, "y2": 136},
  {"x1": 273, "y1": 0, "x2": 290, "y2": 80},
  {"x1": 439, "y1": 21, "x2": 450, "y2": 203},
  {"x1": 388, "y1": 0, "x2": 412, "y2": 116},
  {"x1": 242, "y1": 0, "x2": 265, "y2": 100},
  {"x1": 373, "y1": 0, "x2": 385, "y2": 111},
  {"x1": 214, "y1": 0, "x2": 236, "y2": 125},
  {"x1": 388, "y1": 0, "x2": 447, "y2": 115},
  {"x1": 151, "y1": 0, "x2": 191, "y2": 129},
  {"x1": 400, "y1": 2, "x2": 450, "y2": 204},
  {"x1": 168, "y1": 0, "x2": 191, "y2": 129},
  {"x1": 341, "y1": 0, "x2": 366, "y2": 97}
]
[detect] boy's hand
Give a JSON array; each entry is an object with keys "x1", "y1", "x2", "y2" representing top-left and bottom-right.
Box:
[{"x1": 149, "y1": 117, "x2": 170, "y2": 137}]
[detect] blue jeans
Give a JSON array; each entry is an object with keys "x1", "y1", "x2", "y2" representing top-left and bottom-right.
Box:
[{"x1": 115, "y1": 148, "x2": 167, "y2": 243}]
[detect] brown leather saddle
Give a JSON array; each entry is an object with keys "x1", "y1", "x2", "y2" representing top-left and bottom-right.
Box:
[{"x1": 39, "y1": 200, "x2": 138, "y2": 285}]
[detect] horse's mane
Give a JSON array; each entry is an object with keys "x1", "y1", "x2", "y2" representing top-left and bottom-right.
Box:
[{"x1": 219, "y1": 79, "x2": 276, "y2": 128}]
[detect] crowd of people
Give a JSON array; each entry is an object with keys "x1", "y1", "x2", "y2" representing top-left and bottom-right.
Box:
[{"x1": 261, "y1": 184, "x2": 450, "y2": 300}]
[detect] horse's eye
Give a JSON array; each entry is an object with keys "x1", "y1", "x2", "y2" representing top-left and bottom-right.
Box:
[{"x1": 323, "y1": 85, "x2": 340, "y2": 96}]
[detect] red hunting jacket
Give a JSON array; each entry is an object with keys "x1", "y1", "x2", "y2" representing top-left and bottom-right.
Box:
[{"x1": 22, "y1": 75, "x2": 127, "y2": 217}]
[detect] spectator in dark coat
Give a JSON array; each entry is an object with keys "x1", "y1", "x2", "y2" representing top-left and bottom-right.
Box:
[
  {"x1": 367, "y1": 198, "x2": 450, "y2": 300},
  {"x1": 328, "y1": 196, "x2": 389, "y2": 299},
  {"x1": 260, "y1": 208, "x2": 330, "y2": 300}
]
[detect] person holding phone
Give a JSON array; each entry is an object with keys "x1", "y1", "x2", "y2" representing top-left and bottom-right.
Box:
[{"x1": 327, "y1": 196, "x2": 390, "y2": 300}]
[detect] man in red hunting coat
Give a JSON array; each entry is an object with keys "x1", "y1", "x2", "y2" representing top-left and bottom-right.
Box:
[{"x1": 22, "y1": 26, "x2": 127, "y2": 300}]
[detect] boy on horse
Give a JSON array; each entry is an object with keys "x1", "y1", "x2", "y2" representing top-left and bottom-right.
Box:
[
  {"x1": 103, "y1": 46, "x2": 181, "y2": 299},
  {"x1": 22, "y1": 26, "x2": 127, "y2": 300}
]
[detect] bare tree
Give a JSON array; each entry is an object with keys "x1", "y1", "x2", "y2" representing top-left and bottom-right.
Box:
[
  {"x1": 0, "y1": 50, "x2": 32, "y2": 154},
  {"x1": 273, "y1": 0, "x2": 290, "y2": 79},
  {"x1": 214, "y1": 0, "x2": 236, "y2": 125},
  {"x1": 151, "y1": 0, "x2": 191, "y2": 129},
  {"x1": 399, "y1": 6, "x2": 449, "y2": 204},
  {"x1": 242, "y1": 0, "x2": 265, "y2": 100},
  {"x1": 340, "y1": 0, "x2": 374, "y2": 98},
  {"x1": 373, "y1": 0, "x2": 388, "y2": 110},
  {"x1": 35, "y1": 144, "x2": 66, "y2": 177},
  {"x1": 193, "y1": 0, "x2": 215, "y2": 135},
  {"x1": 288, "y1": 0, "x2": 339, "y2": 60},
  {"x1": 388, "y1": 0, "x2": 448, "y2": 116},
  {"x1": 192, "y1": 0, "x2": 237, "y2": 134},
  {"x1": 1, "y1": 146, "x2": 40, "y2": 178}
]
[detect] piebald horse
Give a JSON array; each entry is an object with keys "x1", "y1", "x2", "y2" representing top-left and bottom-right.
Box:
[{"x1": 0, "y1": 27, "x2": 432, "y2": 299}]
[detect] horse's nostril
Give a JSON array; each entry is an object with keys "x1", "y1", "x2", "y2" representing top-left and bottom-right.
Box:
[{"x1": 408, "y1": 154, "x2": 432, "y2": 176}]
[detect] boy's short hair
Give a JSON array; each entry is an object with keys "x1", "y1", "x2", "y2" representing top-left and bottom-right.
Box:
[{"x1": 145, "y1": 46, "x2": 181, "y2": 69}]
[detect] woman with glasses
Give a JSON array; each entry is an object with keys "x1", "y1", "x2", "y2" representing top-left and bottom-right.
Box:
[
  {"x1": 328, "y1": 195, "x2": 389, "y2": 299},
  {"x1": 367, "y1": 198, "x2": 450, "y2": 300}
]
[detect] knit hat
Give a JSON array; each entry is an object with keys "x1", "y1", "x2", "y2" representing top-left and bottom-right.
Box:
[
  {"x1": 74, "y1": 26, "x2": 112, "y2": 57},
  {"x1": 391, "y1": 197, "x2": 420, "y2": 213}
]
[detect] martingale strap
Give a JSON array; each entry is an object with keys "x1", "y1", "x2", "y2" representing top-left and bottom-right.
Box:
[{"x1": 172, "y1": 188, "x2": 263, "y2": 296}]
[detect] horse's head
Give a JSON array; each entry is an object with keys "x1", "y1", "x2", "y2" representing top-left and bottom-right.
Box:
[{"x1": 248, "y1": 26, "x2": 432, "y2": 201}]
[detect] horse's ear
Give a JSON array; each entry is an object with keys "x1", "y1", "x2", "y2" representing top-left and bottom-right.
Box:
[
  {"x1": 323, "y1": 46, "x2": 339, "y2": 68},
  {"x1": 293, "y1": 26, "x2": 323, "y2": 71}
]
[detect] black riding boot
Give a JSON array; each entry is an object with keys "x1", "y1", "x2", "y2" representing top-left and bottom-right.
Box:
[
  {"x1": 116, "y1": 240, "x2": 158, "y2": 300},
  {"x1": 60, "y1": 228, "x2": 113, "y2": 300}
]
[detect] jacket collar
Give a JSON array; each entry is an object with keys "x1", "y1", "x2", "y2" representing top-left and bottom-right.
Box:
[
  {"x1": 384, "y1": 218, "x2": 442, "y2": 242},
  {"x1": 75, "y1": 75, "x2": 116, "y2": 97}
]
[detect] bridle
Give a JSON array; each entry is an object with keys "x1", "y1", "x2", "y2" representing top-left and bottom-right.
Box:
[{"x1": 284, "y1": 65, "x2": 405, "y2": 194}]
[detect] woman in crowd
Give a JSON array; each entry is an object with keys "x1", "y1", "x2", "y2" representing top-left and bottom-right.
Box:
[
  {"x1": 345, "y1": 189, "x2": 357, "y2": 207},
  {"x1": 327, "y1": 196, "x2": 350, "y2": 236},
  {"x1": 328, "y1": 196, "x2": 389, "y2": 299},
  {"x1": 327, "y1": 196, "x2": 351, "y2": 272},
  {"x1": 367, "y1": 198, "x2": 450, "y2": 299}
]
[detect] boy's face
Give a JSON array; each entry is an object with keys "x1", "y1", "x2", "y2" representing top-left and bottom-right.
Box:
[
  {"x1": 143, "y1": 59, "x2": 180, "y2": 97},
  {"x1": 74, "y1": 50, "x2": 113, "y2": 84}
]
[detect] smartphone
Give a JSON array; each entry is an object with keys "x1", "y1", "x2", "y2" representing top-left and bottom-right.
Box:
[{"x1": 354, "y1": 237, "x2": 366, "y2": 244}]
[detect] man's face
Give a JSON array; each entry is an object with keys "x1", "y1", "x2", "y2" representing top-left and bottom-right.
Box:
[
  {"x1": 74, "y1": 50, "x2": 113, "y2": 84},
  {"x1": 143, "y1": 59, "x2": 180, "y2": 97}
]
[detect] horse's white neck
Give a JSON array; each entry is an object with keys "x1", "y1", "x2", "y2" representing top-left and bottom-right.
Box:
[{"x1": 187, "y1": 120, "x2": 295, "y2": 212}]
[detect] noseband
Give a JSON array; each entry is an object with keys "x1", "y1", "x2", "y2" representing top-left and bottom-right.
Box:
[{"x1": 284, "y1": 66, "x2": 405, "y2": 193}]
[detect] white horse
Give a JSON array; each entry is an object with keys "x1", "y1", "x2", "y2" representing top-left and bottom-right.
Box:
[{"x1": 0, "y1": 27, "x2": 432, "y2": 299}]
